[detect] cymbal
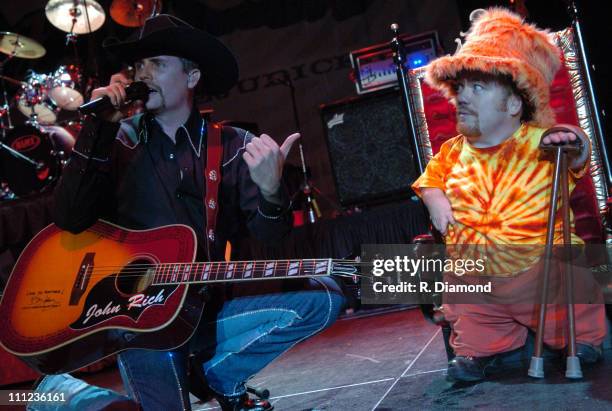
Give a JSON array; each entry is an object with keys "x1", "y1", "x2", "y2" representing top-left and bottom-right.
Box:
[
  {"x1": 0, "y1": 32, "x2": 46, "y2": 59},
  {"x1": 45, "y1": 0, "x2": 106, "y2": 34},
  {"x1": 110, "y1": 0, "x2": 162, "y2": 27}
]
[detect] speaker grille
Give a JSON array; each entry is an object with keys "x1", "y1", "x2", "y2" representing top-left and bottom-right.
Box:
[{"x1": 321, "y1": 90, "x2": 418, "y2": 206}]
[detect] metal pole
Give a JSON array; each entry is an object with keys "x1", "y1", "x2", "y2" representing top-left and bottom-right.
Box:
[
  {"x1": 566, "y1": 0, "x2": 611, "y2": 189},
  {"x1": 283, "y1": 78, "x2": 320, "y2": 222},
  {"x1": 561, "y1": 151, "x2": 582, "y2": 379},
  {"x1": 389, "y1": 23, "x2": 425, "y2": 174},
  {"x1": 528, "y1": 146, "x2": 564, "y2": 378}
]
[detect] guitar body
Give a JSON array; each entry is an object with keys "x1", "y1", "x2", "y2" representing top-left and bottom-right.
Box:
[{"x1": 0, "y1": 220, "x2": 202, "y2": 374}]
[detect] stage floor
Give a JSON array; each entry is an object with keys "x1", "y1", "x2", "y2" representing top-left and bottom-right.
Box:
[
  {"x1": 11, "y1": 307, "x2": 611, "y2": 410},
  {"x1": 209, "y1": 307, "x2": 612, "y2": 411},
  {"x1": 80, "y1": 306, "x2": 612, "y2": 410}
]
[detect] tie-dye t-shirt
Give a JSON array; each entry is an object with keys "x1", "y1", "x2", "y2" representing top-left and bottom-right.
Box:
[{"x1": 412, "y1": 124, "x2": 589, "y2": 276}]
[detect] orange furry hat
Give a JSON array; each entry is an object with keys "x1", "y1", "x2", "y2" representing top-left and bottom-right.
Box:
[{"x1": 425, "y1": 8, "x2": 561, "y2": 127}]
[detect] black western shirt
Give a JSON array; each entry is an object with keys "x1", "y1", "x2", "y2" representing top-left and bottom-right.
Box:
[{"x1": 53, "y1": 109, "x2": 292, "y2": 261}]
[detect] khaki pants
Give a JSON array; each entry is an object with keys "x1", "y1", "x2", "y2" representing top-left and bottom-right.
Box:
[
  {"x1": 444, "y1": 302, "x2": 607, "y2": 357},
  {"x1": 443, "y1": 257, "x2": 607, "y2": 357}
]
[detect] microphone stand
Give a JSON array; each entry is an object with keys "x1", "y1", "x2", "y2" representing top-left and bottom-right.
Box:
[
  {"x1": 282, "y1": 78, "x2": 322, "y2": 223},
  {"x1": 390, "y1": 23, "x2": 425, "y2": 174},
  {"x1": 65, "y1": 0, "x2": 97, "y2": 118},
  {"x1": 390, "y1": 24, "x2": 451, "y2": 355},
  {"x1": 0, "y1": 58, "x2": 13, "y2": 137}
]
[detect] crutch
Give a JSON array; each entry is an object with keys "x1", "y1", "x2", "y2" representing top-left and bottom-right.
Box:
[{"x1": 528, "y1": 128, "x2": 583, "y2": 379}]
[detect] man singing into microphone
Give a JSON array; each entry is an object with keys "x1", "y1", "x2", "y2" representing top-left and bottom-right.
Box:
[{"x1": 32, "y1": 14, "x2": 344, "y2": 411}]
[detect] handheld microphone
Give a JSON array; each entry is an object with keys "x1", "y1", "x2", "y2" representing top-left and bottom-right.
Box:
[{"x1": 78, "y1": 81, "x2": 153, "y2": 115}]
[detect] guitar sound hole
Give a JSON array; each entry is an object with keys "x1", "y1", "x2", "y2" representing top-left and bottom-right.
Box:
[{"x1": 116, "y1": 258, "x2": 156, "y2": 295}]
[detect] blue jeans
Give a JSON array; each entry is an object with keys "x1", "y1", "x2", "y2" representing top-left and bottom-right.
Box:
[{"x1": 29, "y1": 277, "x2": 344, "y2": 411}]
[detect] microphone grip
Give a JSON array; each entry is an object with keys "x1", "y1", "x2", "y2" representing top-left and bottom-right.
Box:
[
  {"x1": 78, "y1": 96, "x2": 113, "y2": 115},
  {"x1": 78, "y1": 81, "x2": 151, "y2": 115}
]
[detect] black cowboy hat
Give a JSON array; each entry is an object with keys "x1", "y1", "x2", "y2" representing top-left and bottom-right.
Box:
[{"x1": 103, "y1": 14, "x2": 238, "y2": 94}]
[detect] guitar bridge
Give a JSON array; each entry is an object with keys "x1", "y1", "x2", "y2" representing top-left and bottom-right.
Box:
[{"x1": 69, "y1": 252, "x2": 95, "y2": 306}]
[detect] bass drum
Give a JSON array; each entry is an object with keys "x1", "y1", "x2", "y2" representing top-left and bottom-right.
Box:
[{"x1": 0, "y1": 125, "x2": 60, "y2": 197}]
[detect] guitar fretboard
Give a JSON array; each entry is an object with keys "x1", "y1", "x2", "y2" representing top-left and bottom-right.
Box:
[{"x1": 151, "y1": 259, "x2": 332, "y2": 285}]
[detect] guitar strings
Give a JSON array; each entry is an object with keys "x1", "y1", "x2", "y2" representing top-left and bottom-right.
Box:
[
  {"x1": 58, "y1": 259, "x2": 373, "y2": 271},
  {"x1": 68, "y1": 259, "x2": 372, "y2": 268},
  {"x1": 31, "y1": 260, "x2": 374, "y2": 281}
]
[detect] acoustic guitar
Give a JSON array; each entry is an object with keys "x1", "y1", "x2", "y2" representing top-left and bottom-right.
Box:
[{"x1": 0, "y1": 220, "x2": 356, "y2": 374}]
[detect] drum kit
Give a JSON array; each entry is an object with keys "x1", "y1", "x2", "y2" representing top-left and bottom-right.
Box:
[{"x1": 0, "y1": 0, "x2": 161, "y2": 199}]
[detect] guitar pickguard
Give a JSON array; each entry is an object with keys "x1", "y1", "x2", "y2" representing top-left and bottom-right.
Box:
[{"x1": 70, "y1": 275, "x2": 179, "y2": 330}]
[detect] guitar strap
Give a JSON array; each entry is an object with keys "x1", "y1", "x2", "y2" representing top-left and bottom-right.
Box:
[{"x1": 204, "y1": 122, "x2": 223, "y2": 260}]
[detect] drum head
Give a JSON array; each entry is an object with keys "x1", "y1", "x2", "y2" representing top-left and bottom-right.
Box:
[
  {"x1": 0, "y1": 125, "x2": 59, "y2": 196},
  {"x1": 17, "y1": 96, "x2": 58, "y2": 124},
  {"x1": 48, "y1": 86, "x2": 84, "y2": 110},
  {"x1": 49, "y1": 65, "x2": 83, "y2": 111},
  {"x1": 16, "y1": 72, "x2": 58, "y2": 124}
]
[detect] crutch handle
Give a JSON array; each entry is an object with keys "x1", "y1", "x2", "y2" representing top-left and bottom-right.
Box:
[{"x1": 539, "y1": 126, "x2": 584, "y2": 153}]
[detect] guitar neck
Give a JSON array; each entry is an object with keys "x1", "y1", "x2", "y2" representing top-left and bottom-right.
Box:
[{"x1": 151, "y1": 259, "x2": 333, "y2": 286}]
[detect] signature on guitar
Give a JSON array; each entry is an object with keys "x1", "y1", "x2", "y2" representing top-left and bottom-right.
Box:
[{"x1": 24, "y1": 292, "x2": 61, "y2": 311}]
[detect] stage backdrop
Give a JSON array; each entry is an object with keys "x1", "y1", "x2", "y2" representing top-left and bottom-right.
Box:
[{"x1": 199, "y1": 0, "x2": 462, "y2": 213}]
